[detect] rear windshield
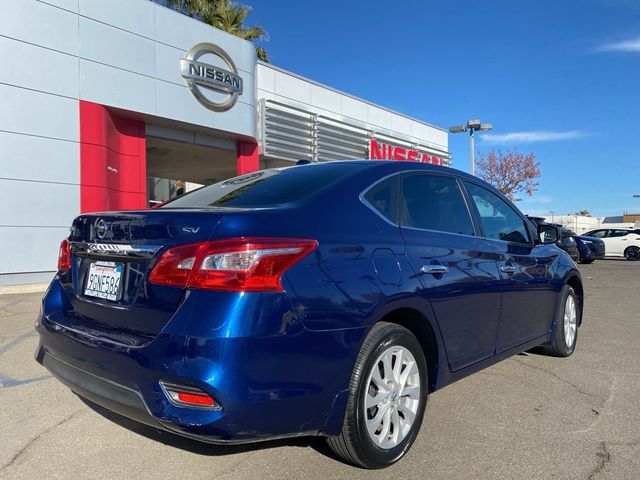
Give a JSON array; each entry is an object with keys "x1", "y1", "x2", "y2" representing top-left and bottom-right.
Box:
[{"x1": 162, "y1": 163, "x2": 366, "y2": 209}]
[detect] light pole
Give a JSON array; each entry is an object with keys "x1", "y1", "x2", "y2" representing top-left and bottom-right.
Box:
[{"x1": 449, "y1": 119, "x2": 493, "y2": 175}]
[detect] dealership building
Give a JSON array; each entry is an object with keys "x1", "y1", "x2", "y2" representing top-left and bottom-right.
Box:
[{"x1": 0, "y1": 0, "x2": 451, "y2": 287}]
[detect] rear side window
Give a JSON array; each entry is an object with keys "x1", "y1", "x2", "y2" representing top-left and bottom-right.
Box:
[
  {"x1": 363, "y1": 176, "x2": 398, "y2": 223},
  {"x1": 163, "y1": 163, "x2": 366, "y2": 208},
  {"x1": 587, "y1": 230, "x2": 606, "y2": 238},
  {"x1": 400, "y1": 174, "x2": 474, "y2": 235},
  {"x1": 465, "y1": 182, "x2": 531, "y2": 244},
  {"x1": 609, "y1": 229, "x2": 630, "y2": 237}
]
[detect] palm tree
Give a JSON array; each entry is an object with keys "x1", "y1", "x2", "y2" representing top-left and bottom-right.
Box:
[
  {"x1": 206, "y1": 0, "x2": 269, "y2": 62},
  {"x1": 166, "y1": 0, "x2": 213, "y2": 17},
  {"x1": 166, "y1": 0, "x2": 269, "y2": 62}
]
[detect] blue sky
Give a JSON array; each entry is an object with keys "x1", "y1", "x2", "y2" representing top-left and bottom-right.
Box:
[{"x1": 247, "y1": 0, "x2": 640, "y2": 217}]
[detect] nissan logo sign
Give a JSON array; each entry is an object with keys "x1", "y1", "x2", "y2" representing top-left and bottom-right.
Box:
[
  {"x1": 95, "y1": 219, "x2": 109, "y2": 240},
  {"x1": 180, "y1": 43, "x2": 243, "y2": 112}
]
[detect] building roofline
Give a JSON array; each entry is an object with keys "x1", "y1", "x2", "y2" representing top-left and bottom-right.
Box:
[{"x1": 258, "y1": 61, "x2": 448, "y2": 134}]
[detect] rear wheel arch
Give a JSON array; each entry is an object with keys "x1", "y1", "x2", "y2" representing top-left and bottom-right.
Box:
[{"x1": 374, "y1": 307, "x2": 440, "y2": 393}]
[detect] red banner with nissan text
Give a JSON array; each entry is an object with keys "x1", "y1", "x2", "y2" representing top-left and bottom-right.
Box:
[{"x1": 369, "y1": 139, "x2": 446, "y2": 165}]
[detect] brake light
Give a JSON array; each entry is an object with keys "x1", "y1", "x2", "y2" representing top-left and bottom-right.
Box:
[
  {"x1": 58, "y1": 239, "x2": 71, "y2": 272},
  {"x1": 149, "y1": 237, "x2": 317, "y2": 292}
]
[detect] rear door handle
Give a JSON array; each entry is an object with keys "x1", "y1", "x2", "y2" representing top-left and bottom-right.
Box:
[
  {"x1": 500, "y1": 265, "x2": 517, "y2": 274},
  {"x1": 421, "y1": 265, "x2": 448, "y2": 275}
]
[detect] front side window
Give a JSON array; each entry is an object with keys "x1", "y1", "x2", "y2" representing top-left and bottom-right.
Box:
[
  {"x1": 400, "y1": 174, "x2": 474, "y2": 235},
  {"x1": 465, "y1": 182, "x2": 530, "y2": 244},
  {"x1": 586, "y1": 230, "x2": 606, "y2": 238}
]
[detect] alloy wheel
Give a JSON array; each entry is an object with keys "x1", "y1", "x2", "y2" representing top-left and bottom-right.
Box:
[
  {"x1": 363, "y1": 345, "x2": 421, "y2": 449},
  {"x1": 564, "y1": 294, "x2": 577, "y2": 348},
  {"x1": 625, "y1": 247, "x2": 640, "y2": 261}
]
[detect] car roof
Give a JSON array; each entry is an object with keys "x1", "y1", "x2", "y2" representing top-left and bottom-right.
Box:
[
  {"x1": 294, "y1": 160, "x2": 518, "y2": 208},
  {"x1": 309, "y1": 159, "x2": 488, "y2": 184},
  {"x1": 591, "y1": 227, "x2": 638, "y2": 232}
]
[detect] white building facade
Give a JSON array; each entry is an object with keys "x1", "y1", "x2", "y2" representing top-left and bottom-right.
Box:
[{"x1": 0, "y1": 0, "x2": 450, "y2": 287}]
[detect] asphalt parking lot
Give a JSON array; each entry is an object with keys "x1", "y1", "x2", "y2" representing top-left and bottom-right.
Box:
[{"x1": 1, "y1": 260, "x2": 639, "y2": 480}]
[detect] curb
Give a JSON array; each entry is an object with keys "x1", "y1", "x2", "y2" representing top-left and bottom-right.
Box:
[{"x1": 0, "y1": 283, "x2": 48, "y2": 296}]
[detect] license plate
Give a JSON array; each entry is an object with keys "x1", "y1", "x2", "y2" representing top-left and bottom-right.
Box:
[{"x1": 84, "y1": 261, "x2": 123, "y2": 301}]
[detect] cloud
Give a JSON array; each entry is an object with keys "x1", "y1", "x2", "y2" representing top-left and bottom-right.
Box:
[
  {"x1": 479, "y1": 130, "x2": 589, "y2": 145},
  {"x1": 597, "y1": 36, "x2": 640, "y2": 52}
]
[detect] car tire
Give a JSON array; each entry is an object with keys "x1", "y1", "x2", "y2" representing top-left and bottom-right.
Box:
[
  {"x1": 327, "y1": 322, "x2": 428, "y2": 469},
  {"x1": 624, "y1": 246, "x2": 640, "y2": 261},
  {"x1": 579, "y1": 259, "x2": 595, "y2": 264},
  {"x1": 539, "y1": 285, "x2": 580, "y2": 357}
]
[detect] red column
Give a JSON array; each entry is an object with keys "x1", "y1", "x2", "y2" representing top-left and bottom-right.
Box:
[
  {"x1": 79, "y1": 101, "x2": 147, "y2": 213},
  {"x1": 237, "y1": 140, "x2": 260, "y2": 175}
]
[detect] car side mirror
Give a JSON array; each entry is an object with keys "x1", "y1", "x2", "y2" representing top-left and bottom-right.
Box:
[{"x1": 538, "y1": 224, "x2": 559, "y2": 244}]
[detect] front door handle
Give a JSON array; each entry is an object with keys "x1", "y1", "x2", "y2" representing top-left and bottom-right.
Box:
[
  {"x1": 500, "y1": 265, "x2": 517, "y2": 274},
  {"x1": 421, "y1": 265, "x2": 448, "y2": 275}
]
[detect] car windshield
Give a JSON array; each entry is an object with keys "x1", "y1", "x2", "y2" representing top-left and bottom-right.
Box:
[{"x1": 162, "y1": 163, "x2": 367, "y2": 208}]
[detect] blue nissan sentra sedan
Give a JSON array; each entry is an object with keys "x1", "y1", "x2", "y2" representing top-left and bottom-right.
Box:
[{"x1": 36, "y1": 161, "x2": 583, "y2": 468}]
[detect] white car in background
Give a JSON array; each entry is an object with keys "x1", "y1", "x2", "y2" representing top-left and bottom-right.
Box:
[{"x1": 582, "y1": 228, "x2": 640, "y2": 261}]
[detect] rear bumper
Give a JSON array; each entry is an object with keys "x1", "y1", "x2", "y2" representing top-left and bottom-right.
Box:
[
  {"x1": 36, "y1": 348, "x2": 321, "y2": 445},
  {"x1": 36, "y1": 279, "x2": 365, "y2": 444},
  {"x1": 38, "y1": 348, "x2": 159, "y2": 430}
]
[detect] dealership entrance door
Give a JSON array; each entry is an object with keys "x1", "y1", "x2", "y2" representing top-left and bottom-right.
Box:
[{"x1": 145, "y1": 129, "x2": 238, "y2": 206}]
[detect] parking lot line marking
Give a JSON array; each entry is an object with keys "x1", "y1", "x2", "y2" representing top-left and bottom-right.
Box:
[
  {"x1": 0, "y1": 372, "x2": 51, "y2": 389},
  {"x1": 0, "y1": 331, "x2": 36, "y2": 356}
]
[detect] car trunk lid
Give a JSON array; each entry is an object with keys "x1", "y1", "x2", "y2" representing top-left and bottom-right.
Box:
[{"x1": 64, "y1": 209, "x2": 223, "y2": 336}]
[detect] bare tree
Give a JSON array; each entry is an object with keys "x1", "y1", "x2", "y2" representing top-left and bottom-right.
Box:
[
  {"x1": 476, "y1": 150, "x2": 541, "y2": 201},
  {"x1": 569, "y1": 210, "x2": 592, "y2": 217}
]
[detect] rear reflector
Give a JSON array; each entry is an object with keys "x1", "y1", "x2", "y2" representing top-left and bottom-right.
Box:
[
  {"x1": 149, "y1": 237, "x2": 317, "y2": 292},
  {"x1": 160, "y1": 381, "x2": 220, "y2": 410},
  {"x1": 58, "y1": 238, "x2": 71, "y2": 272},
  {"x1": 177, "y1": 391, "x2": 215, "y2": 406}
]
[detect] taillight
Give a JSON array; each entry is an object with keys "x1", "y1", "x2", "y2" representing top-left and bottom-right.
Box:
[
  {"x1": 146, "y1": 243, "x2": 200, "y2": 287},
  {"x1": 58, "y1": 239, "x2": 71, "y2": 272},
  {"x1": 149, "y1": 237, "x2": 317, "y2": 292}
]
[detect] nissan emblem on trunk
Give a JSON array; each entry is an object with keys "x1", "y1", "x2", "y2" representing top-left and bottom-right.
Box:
[
  {"x1": 95, "y1": 219, "x2": 109, "y2": 240},
  {"x1": 180, "y1": 43, "x2": 243, "y2": 112}
]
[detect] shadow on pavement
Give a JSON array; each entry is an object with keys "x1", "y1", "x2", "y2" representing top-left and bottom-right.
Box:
[{"x1": 79, "y1": 396, "x2": 338, "y2": 461}]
